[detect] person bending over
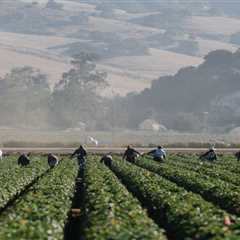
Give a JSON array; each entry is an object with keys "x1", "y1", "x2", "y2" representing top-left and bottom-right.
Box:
[
  {"x1": 199, "y1": 147, "x2": 217, "y2": 162},
  {"x1": 71, "y1": 145, "x2": 87, "y2": 165},
  {"x1": 145, "y1": 146, "x2": 166, "y2": 162},
  {"x1": 18, "y1": 153, "x2": 30, "y2": 167},
  {"x1": 235, "y1": 151, "x2": 240, "y2": 161},
  {"x1": 123, "y1": 145, "x2": 141, "y2": 163},
  {"x1": 48, "y1": 153, "x2": 59, "y2": 168},
  {"x1": 100, "y1": 154, "x2": 113, "y2": 167}
]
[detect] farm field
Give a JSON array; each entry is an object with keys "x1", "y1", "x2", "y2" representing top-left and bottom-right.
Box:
[
  {"x1": 185, "y1": 16, "x2": 240, "y2": 36},
  {"x1": 0, "y1": 153, "x2": 240, "y2": 239},
  {"x1": 102, "y1": 48, "x2": 203, "y2": 79},
  {"x1": 196, "y1": 37, "x2": 238, "y2": 56},
  {"x1": 2, "y1": 2, "x2": 240, "y2": 98},
  {"x1": 0, "y1": 30, "x2": 203, "y2": 95}
]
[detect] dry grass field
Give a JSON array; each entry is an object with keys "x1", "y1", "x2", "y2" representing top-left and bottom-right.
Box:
[
  {"x1": 0, "y1": 31, "x2": 77, "y2": 84},
  {"x1": 0, "y1": 31, "x2": 77, "y2": 50},
  {"x1": 1, "y1": 7, "x2": 240, "y2": 95},
  {"x1": 99, "y1": 48, "x2": 203, "y2": 95},
  {"x1": 88, "y1": 16, "x2": 163, "y2": 39},
  {"x1": 196, "y1": 37, "x2": 238, "y2": 56},
  {"x1": 0, "y1": 30, "x2": 203, "y2": 95},
  {"x1": 186, "y1": 16, "x2": 240, "y2": 36},
  {"x1": 0, "y1": 46, "x2": 70, "y2": 86}
]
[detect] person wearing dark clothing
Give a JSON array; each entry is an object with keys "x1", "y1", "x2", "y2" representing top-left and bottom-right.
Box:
[
  {"x1": 235, "y1": 151, "x2": 240, "y2": 161},
  {"x1": 71, "y1": 145, "x2": 87, "y2": 165},
  {"x1": 123, "y1": 146, "x2": 141, "y2": 163},
  {"x1": 18, "y1": 154, "x2": 30, "y2": 166},
  {"x1": 100, "y1": 155, "x2": 113, "y2": 167},
  {"x1": 48, "y1": 153, "x2": 59, "y2": 168},
  {"x1": 199, "y1": 148, "x2": 217, "y2": 162},
  {"x1": 145, "y1": 146, "x2": 166, "y2": 162}
]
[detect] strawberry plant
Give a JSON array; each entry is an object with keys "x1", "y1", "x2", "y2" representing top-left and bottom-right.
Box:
[
  {"x1": 83, "y1": 157, "x2": 166, "y2": 240},
  {"x1": 0, "y1": 156, "x2": 49, "y2": 211},
  {"x1": 0, "y1": 158, "x2": 78, "y2": 240},
  {"x1": 134, "y1": 157, "x2": 240, "y2": 215},
  {"x1": 166, "y1": 156, "x2": 240, "y2": 186},
  {"x1": 110, "y1": 158, "x2": 240, "y2": 240}
]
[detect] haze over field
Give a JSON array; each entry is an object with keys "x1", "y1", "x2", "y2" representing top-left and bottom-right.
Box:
[{"x1": 1, "y1": 0, "x2": 240, "y2": 141}]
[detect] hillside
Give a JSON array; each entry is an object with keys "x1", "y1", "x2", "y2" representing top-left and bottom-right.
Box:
[
  {"x1": 0, "y1": 0, "x2": 240, "y2": 96},
  {"x1": 0, "y1": 31, "x2": 202, "y2": 95},
  {"x1": 0, "y1": 32, "x2": 74, "y2": 85},
  {"x1": 115, "y1": 49, "x2": 240, "y2": 133},
  {"x1": 185, "y1": 16, "x2": 240, "y2": 36}
]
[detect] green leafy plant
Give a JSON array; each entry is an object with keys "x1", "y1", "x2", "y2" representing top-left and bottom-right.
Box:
[
  {"x1": 83, "y1": 157, "x2": 166, "y2": 240},
  {"x1": 0, "y1": 158, "x2": 78, "y2": 240},
  {"x1": 135, "y1": 157, "x2": 240, "y2": 215},
  {"x1": 110, "y1": 158, "x2": 240, "y2": 240}
]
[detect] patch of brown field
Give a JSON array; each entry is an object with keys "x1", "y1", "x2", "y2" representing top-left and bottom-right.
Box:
[
  {"x1": 88, "y1": 16, "x2": 162, "y2": 39},
  {"x1": 186, "y1": 16, "x2": 240, "y2": 35},
  {"x1": 103, "y1": 48, "x2": 203, "y2": 77},
  {"x1": 0, "y1": 47, "x2": 70, "y2": 85},
  {"x1": 196, "y1": 37, "x2": 238, "y2": 56},
  {"x1": 99, "y1": 48, "x2": 203, "y2": 96},
  {"x1": 0, "y1": 31, "x2": 77, "y2": 50}
]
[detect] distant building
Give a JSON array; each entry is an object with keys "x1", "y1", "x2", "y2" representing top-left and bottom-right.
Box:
[{"x1": 139, "y1": 119, "x2": 167, "y2": 132}]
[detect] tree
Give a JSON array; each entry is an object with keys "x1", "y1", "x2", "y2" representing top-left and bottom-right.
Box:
[
  {"x1": 113, "y1": 49, "x2": 240, "y2": 132},
  {"x1": 50, "y1": 52, "x2": 108, "y2": 129},
  {"x1": 0, "y1": 66, "x2": 51, "y2": 128}
]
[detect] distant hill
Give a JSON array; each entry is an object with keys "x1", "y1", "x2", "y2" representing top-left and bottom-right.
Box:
[
  {"x1": 0, "y1": 1, "x2": 240, "y2": 131},
  {"x1": 0, "y1": 0, "x2": 240, "y2": 97},
  {"x1": 114, "y1": 49, "x2": 240, "y2": 132}
]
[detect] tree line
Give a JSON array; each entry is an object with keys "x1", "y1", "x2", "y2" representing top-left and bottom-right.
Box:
[
  {"x1": 0, "y1": 53, "x2": 109, "y2": 130},
  {"x1": 1, "y1": 49, "x2": 240, "y2": 133}
]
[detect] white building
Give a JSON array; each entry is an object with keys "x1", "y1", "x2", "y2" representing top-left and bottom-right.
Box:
[{"x1": 139, "y1": 119, "x2": 167, "y2": 132}]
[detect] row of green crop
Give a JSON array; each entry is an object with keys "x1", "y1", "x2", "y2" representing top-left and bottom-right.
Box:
[
  {"x1": 110, "y1": 158, "x2": 240, "y2": 240},
  {"x1": 0, "y1": 155, "x2": 18, "y2": 170},
  {"x1": 83, "y1": 157, "x2": 166, "y2": 240},
  {"x1": 0, "y1": 158, "x2": 78, "y2": 240},
  {"x1": 165, "y1": 156, "x2": 240, "y2": 186},
  {"x1": 208, "y1": 154, "x2": 239, "y2": 167},
  {"x1": 168, "y1": 154, "x2": 240, "y2": 174},
  {"x1": 135, "y1": 157, "x2": 240, "y2": 215},
  {"x1": 0, "y1": 156, "x2": 49, "y2": 210}
]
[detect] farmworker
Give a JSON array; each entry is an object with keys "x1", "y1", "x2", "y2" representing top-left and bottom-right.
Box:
[
  {"x1": 123, "y1": 145, "x2": 141, "y2": 163},
  {"x1": 100, "y1": 154, "x2": 113, "y2": 167},
  {"x1": 71, "y1": 145, "x2": 87, "y2": 165},
  {"x1": 48, "y1": 153, "x2": 59, "y2": 168},
  {"x1": 18, "y1": 153, "x2": 30, "y2": 166},
  {"x1": 0, "y1": 149, "x2": 2, "y2": 160},
  {"x1": 199, "y1": 147, "x2": 217, "y2": 162},
  {"x1": 145, "y1": 146, "x2": 166, "y2": 162},
  {"x1": 235, "y1": 151, "x2": 240, "y2": 161}
]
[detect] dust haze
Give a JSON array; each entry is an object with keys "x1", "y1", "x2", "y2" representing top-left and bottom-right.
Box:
[{"x1": 0, "y1": 0, "x2": 240, "y2": 146}]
